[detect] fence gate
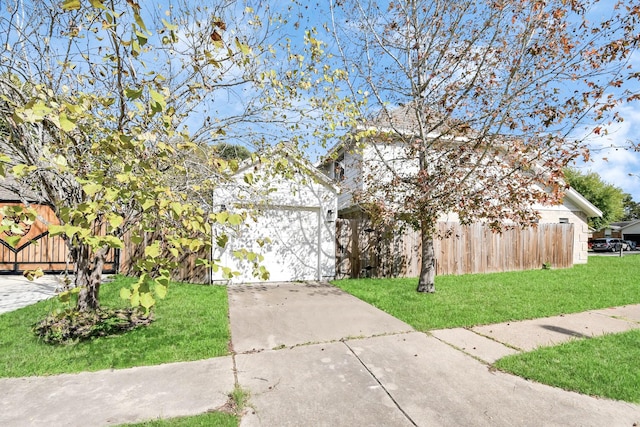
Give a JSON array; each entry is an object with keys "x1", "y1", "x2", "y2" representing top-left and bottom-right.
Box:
[
  {"x1": 0, "y1": 202, "x2": 119, "y2": 274},
  {"x1": 0, "y1": 232, "x2": 119, "y2": 275}
]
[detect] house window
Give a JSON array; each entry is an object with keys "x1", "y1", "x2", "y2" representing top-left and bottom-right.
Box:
[
  {"x1": 334, "y1": 153, "x2": 345, "y2": 182},
  {"x1": 559, "y1": 218, "x2": 569, "y2": 224}
]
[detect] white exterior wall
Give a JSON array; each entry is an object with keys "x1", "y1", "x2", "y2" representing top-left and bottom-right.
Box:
[
  {"x1": 622, "y1": 221, "x2": 640, "y2": 235},
  {"x1": 213, "y1": 161, "x2": 338, "y2": 283}
]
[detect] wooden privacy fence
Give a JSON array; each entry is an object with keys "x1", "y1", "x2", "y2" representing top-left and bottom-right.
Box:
[
  {"x1": 119, "y1": 230, "x2": 211, "y2": 284},
  {"x1": 335, "y1": 220, "x2": 575, "y2": 279}
]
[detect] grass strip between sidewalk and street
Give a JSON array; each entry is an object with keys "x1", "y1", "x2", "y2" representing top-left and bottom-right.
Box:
[
  {"x1": 332, "y1": 256, "x2": 640, "y2": 330},
  {"x1": 0, "y1": 275, "x2": 230, "y2": 378},
  {"x1": 117, "y1": 412, "x2": 238, "y2": 427},
  {"x1": 495, "y1": 329, "x2": 640, "y2": 403}
]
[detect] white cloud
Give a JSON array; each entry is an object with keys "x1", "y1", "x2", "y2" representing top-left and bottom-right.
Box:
[{"x1": 574, "y1": 103, "x2": 640, "y2": 201}]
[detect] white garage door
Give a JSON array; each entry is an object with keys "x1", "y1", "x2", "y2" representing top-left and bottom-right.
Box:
[{"x1": 223, "y1": 207, "x2": 322, "y2": 283}]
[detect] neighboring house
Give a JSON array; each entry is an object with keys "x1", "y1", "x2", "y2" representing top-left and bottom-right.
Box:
[
  {"x1": 593, "y1": 220, "x2": 640, "y2": 245},
  {"x1": 212, "y1": 149, "x2": 338, "y2": 283},
  {"x1": 318, "y1": 110, "x2": 602, "y2": 268}
]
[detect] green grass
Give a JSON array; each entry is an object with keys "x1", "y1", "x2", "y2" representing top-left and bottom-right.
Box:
[
  {"x1": 118, "y1": 412, "x2": 238, "y2": 427},
  {"x1": 0, "y1": 275, "x2": 231, "y2": 378},
  {"x1": 495, "y1": 329, "x2": 640, "y2": 403},
  {"x1": 333, "y1": 256, "x2": 640, "y2": 330}
]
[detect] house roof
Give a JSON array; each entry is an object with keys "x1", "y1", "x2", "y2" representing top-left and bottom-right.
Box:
[
  {"x1": 606, "y1": 219, "x2": 640, "y2": 230},
  {"x1": 563, "y1": 187, "x2": 602, "y2": 218},
  {"x1": 362, "y1": 102, "x2": 473, "y2": 137},
  {"x1": 0, "y1": 175, "x2": 42, "y2": 203},
  {"x1": 234, "y1": 143, "x2": 340, "y2": 193},
  {"x1": 319, "y1": 104, "x2": 468, "y2": 165}
]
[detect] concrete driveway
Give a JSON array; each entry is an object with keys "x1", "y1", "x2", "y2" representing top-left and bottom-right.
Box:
[{"x1": 0, "y1": 274, "x2": 61, "y2": 315}]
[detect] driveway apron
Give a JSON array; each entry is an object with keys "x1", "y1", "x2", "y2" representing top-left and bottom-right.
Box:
[{"x1": 227, "y1": 281, "x2": 414, "y2": 353}]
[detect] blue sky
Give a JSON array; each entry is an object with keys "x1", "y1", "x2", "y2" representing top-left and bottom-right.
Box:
[{"x1": 3, "y1": 0, "x2": 637, "y2": 202}]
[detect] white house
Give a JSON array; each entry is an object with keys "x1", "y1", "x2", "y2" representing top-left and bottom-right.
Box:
[
  {"x1": 213, "y1": 150, "x2": 338, "y2": 283},
  {"x1": 318, "y1": 110, "x2": 602, "y2": 266}
]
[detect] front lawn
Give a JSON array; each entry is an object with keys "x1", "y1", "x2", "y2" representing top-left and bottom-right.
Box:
[
  {"x1": 495, "y1": 329, "x2": 640, "y2": 403},
  {"x1": 0, "y1": 275, "x2": 230, "y2": 378},
  {"x1": 332, "y1": 256, "x2": 640, "y2": 330}
]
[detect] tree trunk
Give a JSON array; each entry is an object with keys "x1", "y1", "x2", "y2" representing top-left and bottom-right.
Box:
[
  {"x1": 417, "y1": 225, "x2": 436, "y2": 293},
  {"x1": 75, "y1": 244, "x2": 108, "y2": 312}
]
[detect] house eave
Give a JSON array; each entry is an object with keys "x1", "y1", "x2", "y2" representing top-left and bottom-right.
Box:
[{"x1": 564, "y1": 187, "x2": 603, "y2": 218}]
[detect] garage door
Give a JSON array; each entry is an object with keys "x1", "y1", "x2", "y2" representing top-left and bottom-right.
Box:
[
  {"x1": 624, "y1": 234, "x2": 640, "y2": 246},
  {"x1": 221, "y1": 207, "x2": 322, "y2": 283}
]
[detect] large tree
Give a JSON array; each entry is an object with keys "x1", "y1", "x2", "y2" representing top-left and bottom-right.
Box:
[
  {"x1": 622, "y1": 194, "x2": 640, "y2": 221},
  {"x1": 329, "y1": 0, "x2": 640, "y2": 292},
  {"x1": 0, "y1": 0, "x2": 352, "y2": 315},
  {"x1": 563, "y1": 168, "x2": 626, "y2": 228}
]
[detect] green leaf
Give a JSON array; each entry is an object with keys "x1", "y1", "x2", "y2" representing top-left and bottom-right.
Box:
[
  {"x1": 216, "y1": 234, "x2": 229, "y2": 248},
  {"x1": 59, "y1": 113, "x2": 77, "y2": 132},
  {"x1": 102, "y1": 235, "x2": 124, "y2": 249},
  {"x1": 135, "y1": 29, "x2": 148, "y2": 46},
  {"x1": 170, "y1": 202, "x2": 183, "y2": 216},
  {"x1": 161, "y1": 18, "x2": 178, "y2": 32},
  {"x1": 141, "y1": 198, "x2": 155, "y2": 211},
  {"x1": 149, "y1": 89, "x2": 166, "y2": 112},
  {"x1": 106, "y1": 213, "x2": 124, "y2": 229},
  {"x1": 139, "y1": 292, "x2": 155, "y2": 309},
  {"x1": 89, "y1": 0, "x2": 106, "y2": 10},
  {"x1": 215, "y1": 211, "x2": 229, "y2": 224},
  {"x1": 130, "y1": 291, "x2": 140, "y2": 308},
  {"x1": 125, "y1": 88, "x2": 144, "y2": 100},
  {"x1": 61, "y1": 0, "x2": 81, "y2": 11},
  {"x1": 235, "y1": 37, "x2": 252, "y2": 55},
  {"x1": 228, "y1": 214, "x2": 243, "y2": 226},
  {"x1": 82, "y1": 183, "x2": 102, "y2": 196},
  {"x1": 11, "y1": 164, "x2": 36, "y2": 178},
  {"x1": 4, "y1": 235, "x2": 21, "y2": 248},
  {"x1": 155, "y1": 282, "x2": 168, "y2": 299},
  {"x1": 145, "y1": 242, "x2": 161, "y2": 258},
  {"x1": 58, "y1": 290, "x2": 71, "y2": 303},
  {"x1": 47, "y1": 224, "x2": 65, "y2": 236},
  {"x1": 119, "y1": 287, "x2": 132, "y2": 300},
  {"x1": 133, "y1": 9, "x2": 148, "y2": 33}
]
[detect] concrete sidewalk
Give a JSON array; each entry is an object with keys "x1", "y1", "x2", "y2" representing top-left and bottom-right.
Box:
[{"x1": 0, "y1": 280, "x2": 639, "y2": 426}]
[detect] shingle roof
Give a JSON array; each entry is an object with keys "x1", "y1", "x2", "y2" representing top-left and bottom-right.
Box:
[
  {"x1": 0, "y1": 175, "x2": 42, "y2": 202},
  {"x1": 362, "y1": 103, "x2": 472, "y2": 137}
]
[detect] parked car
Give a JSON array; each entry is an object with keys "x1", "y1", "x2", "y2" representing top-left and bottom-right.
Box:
[
  {"x1": 591, "y1": 238, "x2": 625, "y2": 252},
  {"x1": 625, "y1": 240, "x2": 637, "y2": 251}
]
